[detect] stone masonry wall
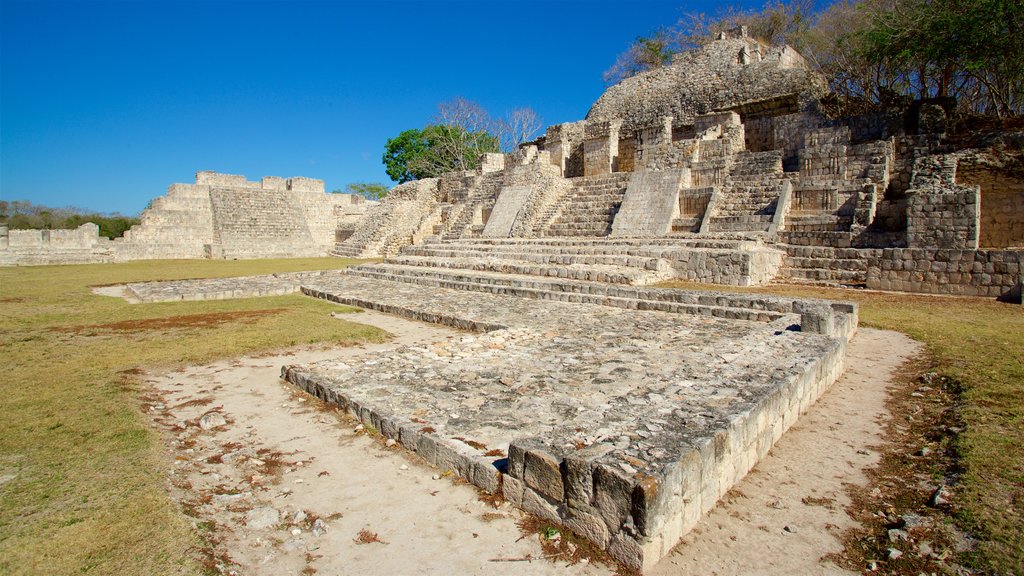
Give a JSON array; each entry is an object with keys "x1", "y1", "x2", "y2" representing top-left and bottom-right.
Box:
[
  {"x1": 867, "y1": 249, "x2": 1022, "y2": 299},
  {"x1": 956, "y1": 153, "x2": 1024, "y2": 249},
  {"x1": 905, "y1": 155, "x2": 980, "y2": 249}
]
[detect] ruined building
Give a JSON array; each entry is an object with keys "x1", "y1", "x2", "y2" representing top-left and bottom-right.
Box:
[
  {"x1": 0, "y1": 171, "x2": 375, "y2": 264},
  {"x1": 335, "y1": 28, "x2": 1023, "y2": 300}
]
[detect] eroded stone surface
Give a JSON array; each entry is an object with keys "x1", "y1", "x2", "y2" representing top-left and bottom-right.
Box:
[
  {"x1": 279, "y1": 273, "x2": 851, "y2": 571},
  {"x1": 118, "y1": 268, "x2": 854, "y2": 571}
]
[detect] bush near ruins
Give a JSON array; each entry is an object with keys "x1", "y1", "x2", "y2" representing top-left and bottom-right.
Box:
[
  {"x1": 605, "y1": 0, "x2": 1023, "y2": 117},
  {"x1": 340, "y1": 182, "x2": 390, "y2": 200},
  {"x1": 0, "y1": 199, "x2": 139, "y2": 239},
  {"x1": 382, "y1": 97, "x2": 541, "y2": 183}
]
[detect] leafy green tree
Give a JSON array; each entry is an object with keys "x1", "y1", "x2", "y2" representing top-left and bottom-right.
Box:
[
  {"x1": 859, "y1": 0, "x2": 1023, "y2": 115},
  {"x1": 382, "y1": 124, "x2": 500, "y2": 183},
  {"x1": 382, "y1": 97, "x2": 537, "y2": 183},
  {"x1": 383, "y1": 128, "x2": 433, "y2": 183},
  {"x1": 342, "y1": 182, "x2": 390, "y2": 200}
]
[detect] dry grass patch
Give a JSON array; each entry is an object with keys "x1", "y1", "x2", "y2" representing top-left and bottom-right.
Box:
[{"x1": 0, "y1": 258, "x2": 385, "y2": 576}]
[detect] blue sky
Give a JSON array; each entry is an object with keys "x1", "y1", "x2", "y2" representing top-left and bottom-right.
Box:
[{"x1": 2, "y1": 0, "x2": 762, "y2": 215}]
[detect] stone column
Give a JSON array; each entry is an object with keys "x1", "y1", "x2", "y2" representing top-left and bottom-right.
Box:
[{"x1": 583, "y1": 119, "x2": 623, "y2": 177}]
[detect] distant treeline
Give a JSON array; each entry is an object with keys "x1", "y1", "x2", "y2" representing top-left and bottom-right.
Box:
[{"x1": 0, "y1": 200, "x2": 139, "y2": 239}]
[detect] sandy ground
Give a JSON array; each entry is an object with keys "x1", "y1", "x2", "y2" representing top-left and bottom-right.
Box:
[{"x1": 141, "y1": 309, "x2": 921, "y2": 576}]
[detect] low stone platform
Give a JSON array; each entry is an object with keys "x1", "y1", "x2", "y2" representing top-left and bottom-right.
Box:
[
  {"x1": 124, "y1": 271, "x2": 332, "y2": 302},
  {"x1": 119, "y1": 270, "x2": 856, "y2": 571},
  {"x1": 401, "y1": 236, "x2": 785, "y2": 286},
  {"x1": 281, "y1": 274, "x2": 854, "y2": 571}
]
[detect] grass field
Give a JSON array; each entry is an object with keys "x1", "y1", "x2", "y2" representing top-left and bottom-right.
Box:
[
  {"x1": 0, "y1": 259, "x2": 389, "y2": 575},
  {"x1": 0, "y1": 260, "x2": 1020, "y2": 574},
  {"x1": 658, "y1": 280, "x2": 1024, "y2": 574}
]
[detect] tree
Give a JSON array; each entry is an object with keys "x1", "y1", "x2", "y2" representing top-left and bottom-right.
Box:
[
  {"x1": 342, "y1": 182, "x2": 390, "y2": 200},
  {"x1": 382, "y1": 98, "x2": 544, "y2": 182},
  {"x1": 858, "y1": 0, "x2": 1023, "y2": 115},
  {"x1": 383, "y1": 128, "x2": 433, "y2": 183},
  {"x1": 495, "y1": 107, "x2": 544, "y2": 152}
]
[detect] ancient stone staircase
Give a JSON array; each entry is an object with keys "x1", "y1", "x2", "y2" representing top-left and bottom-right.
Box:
[
  {"x1": 707, "y1": 151, "x2": 786, "y2": 233},
  {"x1": 777, "y1": 245, "x2": 883, "y2": 287},
  {"x1": 348, "y1": 235, "x2": 785, "y2": 290},
  {"x1": 209, "y1": 189, "x2": 319, "y2": 258},
  {"x1": 334, "y1": 263, "x2": 809, "y2": 323},
  {"x1": 542, "y1": 173, "x2": 631, "y2": 237},
  {"x1": 440, "y1": 175, "x2": 494, "y2": 240}
]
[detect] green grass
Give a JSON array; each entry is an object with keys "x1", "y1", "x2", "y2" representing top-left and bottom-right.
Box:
[
  {"x1": 0, "y1": 259, "x2": 389, "y2": 576},
  {"x1": 658, "y1": 280, "x2": 1024, "y2": 574}
]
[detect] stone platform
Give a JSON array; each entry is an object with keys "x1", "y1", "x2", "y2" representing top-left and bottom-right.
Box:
[
  {"x1": 284, "y1": 273, "x2": 853, "y2": 571},
  {"x1": 120, "y1": 270, "x2": 855, "y2": 571}
]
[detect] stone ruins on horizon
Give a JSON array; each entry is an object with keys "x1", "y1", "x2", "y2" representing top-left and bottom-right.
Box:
[
  {"x1": 7, "y1": 28, "x2": 1022, "y2": 572},
  {"x1": 4, "y1": 28, "x2": 1020, "y2": 300}
]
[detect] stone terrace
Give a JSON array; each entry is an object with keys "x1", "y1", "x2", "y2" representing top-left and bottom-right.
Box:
[{"x1": 123, "y1": 270, "x2": 855, "y2": 571}]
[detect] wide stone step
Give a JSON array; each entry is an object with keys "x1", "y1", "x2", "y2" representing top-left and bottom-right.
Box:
[
  {"x1": 423, "y1": 237, "x2": 756, "y2": 251},
  {"x1": 355, "y1": 261, "x2": 650, "y2": 286},
  {"x1": 341, "y1": 265, "x2": 800, "y2": 322},
  {"x1": 710, "y1": 215, "x2": 774, "y2": 224},
  {"x1": 784, "y1": 256, "x2": 867, "y2": 270},
  {"x1": 778, "y1": 267, "x2": 866, "y2": 283},
  {"x1": 390, "y1": 253, "x2": 668, "y2": 273},
  {"x1": 783, "y1": 245, "x2": 880, "y2": 259},
  {"x1": 391, "y1": 249, "x2": 663, "y2": 268}
]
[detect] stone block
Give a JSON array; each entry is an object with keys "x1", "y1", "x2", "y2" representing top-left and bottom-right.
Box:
[{"x1": 524, "y1": 448, "x2": 565, "y2": 502}]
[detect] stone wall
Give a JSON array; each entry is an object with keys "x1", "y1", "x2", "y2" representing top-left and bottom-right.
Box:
[
  {"x1": 905, "y1": 155, "x2": 980, "y2": 249},
  {"x1": 956, "y1": 153, "x2": 1024, "y2": 249},
  {"x1": 867, "y1": 249, "x2": 1022, "y2": 299}
]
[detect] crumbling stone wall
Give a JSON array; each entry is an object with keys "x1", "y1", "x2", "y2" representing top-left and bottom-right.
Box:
[
  {"x1": 333, "y1": 178, "x2": 440, "y2": 258},
  {"x1": 905, "y1": 155, "x2": 980, "y2": 249}
]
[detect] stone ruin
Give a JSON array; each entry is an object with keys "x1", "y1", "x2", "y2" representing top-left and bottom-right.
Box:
[
  {"x1": 20, "y1": 28, "x2": 1024, "y2": 572},
  {"x1": 0, "y1": 171, "x2": 375, "y2": 265},
  {"x1": 334, "y1": 28, "x2": 1022, "y2": 301}
]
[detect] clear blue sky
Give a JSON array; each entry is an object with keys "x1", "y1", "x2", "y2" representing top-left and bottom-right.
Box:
[{"x1": 1, "y1": 0, "x2": 763, "y2": 215}]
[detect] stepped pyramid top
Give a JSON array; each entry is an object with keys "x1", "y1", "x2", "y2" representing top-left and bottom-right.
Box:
[{"x1": 587, "y1": 28, "x2": 827, "y2": 131}]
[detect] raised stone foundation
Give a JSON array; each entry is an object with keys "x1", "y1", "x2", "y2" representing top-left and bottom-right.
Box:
[{"x1": 117, "y1": 268, "x2": 856, "y2": 571}]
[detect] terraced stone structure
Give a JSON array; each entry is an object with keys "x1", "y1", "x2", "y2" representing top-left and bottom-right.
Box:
[
  {"x1": 0, "y1": 171, "x2": 375, "y2": 265},
  {"x1": 276, "y1": 29, "x2": 1021, "y2": 568},
  {"x1": 23, "y1": 25, "x2": 1024, "y2": 573},
  {"x1": 336, "y1": 28, "x2": 1022, "y2": 300}
]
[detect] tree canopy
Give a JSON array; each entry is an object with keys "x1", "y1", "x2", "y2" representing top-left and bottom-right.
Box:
[
  {"x1": 604, "y1": 0, "x2": 1024, "y2": 117},
  {"x1": 0, "y1": 200, "x2": 139, "y2": 238},
  {"x1": 340, "y1": 182, "x2": 390, "y2": 200},
  {"x1": 382, "y1": 98, "x2": 541, "y2": 183},
  {"x1": 383, "y1": 125, "x2": 500, "y2": 183}
]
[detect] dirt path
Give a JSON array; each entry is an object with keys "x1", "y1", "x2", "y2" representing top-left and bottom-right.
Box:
[{"x1": 141, "y1": 310, "x2": 920, "y2": 575}]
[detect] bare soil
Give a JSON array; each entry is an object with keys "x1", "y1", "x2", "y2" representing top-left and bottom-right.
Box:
[{"x1": 141, "y1": 311, "x2": 921, "y2": 575}]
